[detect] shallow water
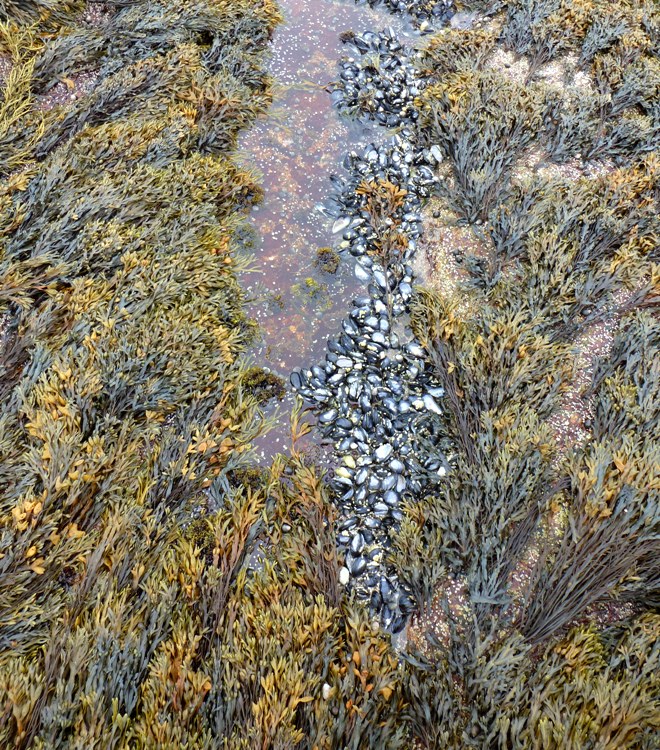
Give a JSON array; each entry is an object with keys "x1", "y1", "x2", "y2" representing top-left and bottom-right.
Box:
[{"x1": 238, "y1": 0, "x2": 411, "y2": 462}]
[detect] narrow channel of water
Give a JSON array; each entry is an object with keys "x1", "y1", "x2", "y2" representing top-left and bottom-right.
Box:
[{"x1": 238, "y1": 0, "x2": 410, "y2": 463}]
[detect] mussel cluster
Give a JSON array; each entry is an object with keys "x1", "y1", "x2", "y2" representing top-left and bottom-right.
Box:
[
  {"x1": 366, "y1": 0, "x2": 455, "y2": 32},
  {"x1": 292, "y1": 28, "x2": 452, "y2": 631},
  {"x1": 332, "y1": 28, "x2": 422, "y2": 127}
]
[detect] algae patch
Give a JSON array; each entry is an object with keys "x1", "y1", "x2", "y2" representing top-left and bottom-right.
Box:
[{"x1": 315, "y1": 245, "x2": 340, "y2": 273}]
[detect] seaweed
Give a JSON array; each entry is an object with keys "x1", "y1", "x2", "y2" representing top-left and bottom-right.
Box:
[
  {"x1": 398, "y1": 612, "x2": 660, "y2": 748},
  {"x1": 405, "y1": 288, "x2": 569, "y2": 612},
  {"x1": 420, "y1": 27, "x2": 497, "y2": 77},
  {"x1": 539, "y1": 1, "x2": 660, "y2": 162},
  {"x1": 519, "y1": 312, "x2": 660, "y2": 644},
  {"x1": 392, "y1": 1, "x2": 660, "y2": 744},
  {"x1": 0, "y1": 0, "x2": 82, "y2": 25},
  {"x1": 502, "y1": 0, "x2": 594, "y2": 78},
  {"x1": 1, "y1": 0, "x2": 659, "y2": 747},
  {"x1": 418, "y1": 70, "x2": 552, "y2": 221},
  {"x1": 291, "y1": 276, "x2": 331, "y2": 311},
  {"x1": 0, "y1": 2, "x2": 413, "y2": 746},
  {"x1": 404, "y1": 153, "x2": 659, "y2": 652},
  {"x1": 241, "y1": 366, "x2": 286, "y2": 404},
  {"x1": 314, "y1": 246, "x2": 340, "y2": 274},
  {"x1": 483, "y1": 159, "x2": 660, "y2": 329}
]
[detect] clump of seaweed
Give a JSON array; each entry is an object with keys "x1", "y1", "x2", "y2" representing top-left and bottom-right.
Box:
[
  {"x1": 513, "y1": 0, "x2": 660, "y2": 162},
  {"x1": 291, "y1": 276, "x2": 331, "y2": 311},
  {"x1": 241, "y1": 365, "x2": 286, "y2": 404},
  {"x1": 420, "y1": 26, "x2": 497, "y2": 76},
  {"x1": 0, "y1": 0, "x2": 82, "y2": 25},
  {"x1": 418, "y1": 69, "x2": 552, "y2": 221},
  {"x1": 519, "y1": 311, "x2": 660, "y2": 643},
  {"x1": 314, "y1": 246, "x2": 340, "y2": 274},
  {"x1": 399, "y1": 613, "x2": 660, "y2": 748},
  {"x1": 502, "y1": 0, "x2": 594, "y2": 77}
]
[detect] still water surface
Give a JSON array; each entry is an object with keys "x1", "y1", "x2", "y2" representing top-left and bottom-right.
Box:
[{"x1": 239, "y1": 0, "x2": 411, "y2": 461}]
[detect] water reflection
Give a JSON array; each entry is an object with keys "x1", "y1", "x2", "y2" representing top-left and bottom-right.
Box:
[{"x1": 238, "y1": 0, "x2": 410, "y2": 462}]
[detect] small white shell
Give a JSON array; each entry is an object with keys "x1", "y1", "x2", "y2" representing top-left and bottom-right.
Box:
[{"x1": 332, "y1": 217, "x2": 351, "y2": 234}]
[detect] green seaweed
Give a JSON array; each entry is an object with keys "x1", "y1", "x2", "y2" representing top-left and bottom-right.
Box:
[{"x1": 290, "y1": 276, "x2": 331, "y2": 311}]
